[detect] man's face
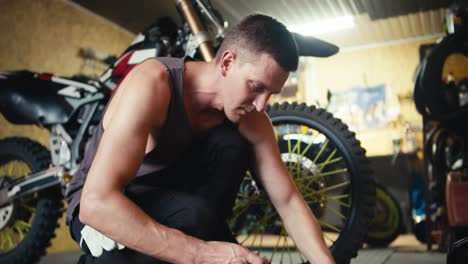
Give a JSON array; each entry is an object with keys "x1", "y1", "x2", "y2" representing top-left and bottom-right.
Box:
[{"x1": 220, "y1": 51, "x2": 289, "y2": 123}]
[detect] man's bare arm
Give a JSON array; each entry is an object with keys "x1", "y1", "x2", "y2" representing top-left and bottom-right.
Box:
[{"x1": 239, "y1": 111, "x2": 335, "y2": 264}]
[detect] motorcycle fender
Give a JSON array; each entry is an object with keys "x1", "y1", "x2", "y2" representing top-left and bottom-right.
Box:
[{"x1": 0, "y1": 71, "x2": 73, "y2": 125}]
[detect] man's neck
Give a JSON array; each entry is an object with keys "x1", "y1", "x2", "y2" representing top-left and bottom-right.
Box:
[{"x1": 184, "y1": 60, "x2": 223, "y2": 115}]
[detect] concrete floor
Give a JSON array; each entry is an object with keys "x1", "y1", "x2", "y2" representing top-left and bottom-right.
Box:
[
  {"x1": 349, "y1": 234, "x2": 445, "y2": 264},
  {"x1": 39, "y1": 234, "x2": 446, "y2": 264}
]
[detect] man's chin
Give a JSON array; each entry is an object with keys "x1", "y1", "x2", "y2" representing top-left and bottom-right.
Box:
[{"x1": 226, "y1": 112, "x2": 242, "y2": 124}]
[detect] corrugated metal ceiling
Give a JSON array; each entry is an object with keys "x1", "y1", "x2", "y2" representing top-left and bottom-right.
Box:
[
  {"x1": 70, "y1": 0, "x2": 455, "y2": 48},
  {"x1": 212, "y1": 0, "x2": 450, "y2": 48},
  {"x1": 214, "y1": 0, "x2": 451, "y2": 22}
]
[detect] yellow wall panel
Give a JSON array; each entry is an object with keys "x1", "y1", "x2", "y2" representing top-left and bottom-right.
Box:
[
  {"x1": 307, "y1": 38, "x2": 441, "y2": 156},
  {"x1": 0, "y1": 0, "x2": 133, "y2": 76}
]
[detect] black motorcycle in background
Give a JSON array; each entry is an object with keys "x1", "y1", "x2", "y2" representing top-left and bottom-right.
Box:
[
  {"x1": 413, "y1": 3, "x2": 468, "y2": 262},
  {"x1": 0, "y1": 0, "x2": 375, "y2": 263}
]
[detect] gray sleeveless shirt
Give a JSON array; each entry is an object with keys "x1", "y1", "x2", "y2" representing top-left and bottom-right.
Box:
[{"x1": 65, "y1": 57, "x2": 193, "y2": 224}]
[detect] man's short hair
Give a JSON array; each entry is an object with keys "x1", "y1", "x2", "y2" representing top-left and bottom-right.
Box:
[{"x1": 215, "y1": 14, "x2": 298, "y2": 72}]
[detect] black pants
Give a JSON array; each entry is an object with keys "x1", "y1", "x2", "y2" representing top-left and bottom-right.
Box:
[{"x1": 69, "y1": 121, "x2": 252, "y2": 263}]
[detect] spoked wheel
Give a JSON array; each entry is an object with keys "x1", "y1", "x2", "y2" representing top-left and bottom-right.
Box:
[
  {"x1": 364, "y1": 184, "x2": 402, "y2": 247},
  {"x1": 229, "y1": 103, "x2": 375, "y2": 264},
  {"x1": 0, "y1": 137, "x2": 63, "y2": 264}
]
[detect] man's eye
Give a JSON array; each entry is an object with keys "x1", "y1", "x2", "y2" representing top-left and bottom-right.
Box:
[{"x1": 253, "y1": 84, "x2": 263, "y2": 92}]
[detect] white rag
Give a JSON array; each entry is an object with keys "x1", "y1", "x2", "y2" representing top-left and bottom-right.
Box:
[{"x1": 80, "y1": 225, "x2": 125, "y2": 257}]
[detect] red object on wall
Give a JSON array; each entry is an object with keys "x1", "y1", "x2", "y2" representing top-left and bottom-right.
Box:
[{"x1": 446, "y1": 172, "x2": 468, "y2": 226}]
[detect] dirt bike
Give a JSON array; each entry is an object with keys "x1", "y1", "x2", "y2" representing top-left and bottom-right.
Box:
[
  {"x1": 413, "y1": 1, "x2": 468, "y2": 251},
  {"x1": 0, "y1": 0, "x2": 375, "y2": 263}
]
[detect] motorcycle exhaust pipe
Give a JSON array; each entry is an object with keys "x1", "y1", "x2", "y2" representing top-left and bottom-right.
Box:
[
  {"x1": 0, "y1": 166, "x2": 64, "y2": 207},
  {"x1": 175, "y1": 0, "x2": 215, "y2": 61}
]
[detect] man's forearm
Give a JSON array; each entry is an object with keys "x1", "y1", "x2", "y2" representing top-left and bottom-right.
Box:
[
  {"x1": 276, "y1": 192, "x2": 334, "y2": 264},
  {"x1": 80, "y1": 191, "x2": 202, "y2": 263}
]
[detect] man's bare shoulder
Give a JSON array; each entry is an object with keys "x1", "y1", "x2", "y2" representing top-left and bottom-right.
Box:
[
  {"x1": 110, "y1": 59, "x2": 171, "y2": 130},
  {"x1": 137, "y1": 58, "x2": 168, "y2": 75},
  {"x1": 132, "y1": 59, "x2": 169, "y2": 90}
]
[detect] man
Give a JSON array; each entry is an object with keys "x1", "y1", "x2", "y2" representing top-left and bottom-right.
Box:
[{"x1": 66, "y1": 14, "x2": 334, "y2": 264}]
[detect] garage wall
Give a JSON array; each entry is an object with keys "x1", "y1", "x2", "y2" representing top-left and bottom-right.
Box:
[
  {"x1": 304, "y1": 38, "x2": 439, "y2": 156},
  {"x1": 0, "y1": 0, "x2": 134, "y2": 76},
  {"x1": 314, "y1": 38, "x2": 439, "y2": 122},
  {"x1": 0, "y1": 0, "x2": 134, "y2": 254},
  {"x1": 444, "y1": 54, "x2": 468, "y2": 81}
]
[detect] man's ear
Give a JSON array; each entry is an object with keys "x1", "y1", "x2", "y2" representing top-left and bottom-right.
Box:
[{"x1": 220, "y1": 50, "x2": 236, "y2": 76}]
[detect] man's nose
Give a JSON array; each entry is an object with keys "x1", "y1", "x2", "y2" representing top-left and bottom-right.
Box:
[{"x1": 252, "y1": 93, "x2": 269, "y2": 112}]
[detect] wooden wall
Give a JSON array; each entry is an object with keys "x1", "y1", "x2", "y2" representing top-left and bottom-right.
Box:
[
  {"x1": 314, "y1": 38, "x2": 440, "y2": 122},
  {"x1": 0, "y1": 0, "x2": 133, "y2": 76},
  {"x1": 301, "y1": 38, "x2": 441, "y2": 156}
]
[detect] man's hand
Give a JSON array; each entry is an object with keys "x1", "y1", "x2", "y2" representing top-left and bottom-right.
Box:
[{"x1": 194, "y1": 241, "x2": 268, "y2": 264}]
